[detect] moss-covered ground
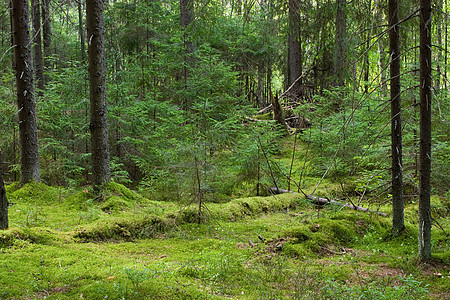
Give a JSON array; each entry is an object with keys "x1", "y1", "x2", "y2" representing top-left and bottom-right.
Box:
[{"x1": 0, "y1": 179, "x2": 448, "y2": 299}]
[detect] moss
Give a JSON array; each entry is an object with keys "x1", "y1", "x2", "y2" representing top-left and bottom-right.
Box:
[
  {"x1": 0, "y1": 227, "x2": 68, "y2": 248},
  {"x1": 8, "y1": 182, "x2": 62, "y2": 204},
  {"x1": 430, "y1": 196, "x2": 449, "y2": 218},
  {"x1": 74, "y1": 215, "x2": 172, "y2": 242},
  {"x1": 0, "y1": 228, "x2": 28, "y2": 248},
  {"x1": 104, "y1": 181, "x2": 144, "y2": 203},
  {"x1": 5, "y1": 182, "x2": 20, "y2": 194},
  {"x1": 101, "y1": 196, "x2": 131, "y2": 212}
]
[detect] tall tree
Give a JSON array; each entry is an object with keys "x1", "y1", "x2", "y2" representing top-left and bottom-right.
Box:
[
  {"x1": 418, "y1": 0, "x2": 432, "y2": 261},
  {"x1": 86, "y1": 0, "x2": 111, "y2": 188},
  {"x1": 31, "y1": 0, "x2": 44, "y2": 93},
  {"x1": 180, "y1": 0, "x2": 194, "y2": 37},
  {"x1": 78, "y1": 0, "x2": 85, "y2": 61},
  {"x1": 0, "y1": 151, "x2": 8, "y2": 230},
  {"x1": 180, "y1": 0, "x2": 194, "y2": 108},
  {"x1": 389, "y1": 0, "x2": 404, "y2": 235},
  {"x1": 375, "y1": 0, "x2": 388, "y2": 97},
  {"x1": 41, "y1": 0, "x2": 51, "y2": 76},
  {"x1": 288, "y1": 0, "x2": 302, "y2": 95},
  {"x1": 11, "y1": 0, "x2": 41, "y2": 184},
  {"x1": 334, "y1": 0, "x2": 347, "y2": 86}
]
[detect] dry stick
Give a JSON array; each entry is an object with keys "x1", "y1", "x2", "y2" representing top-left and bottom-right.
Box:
[
  {"x1": 194, "y1": 155, "x2": 202, "y2": 224},
  {"x1": 258, "y1": 136, "x2": 278, "y2": 191},
  {"x1": 288, "y1": 132, "x2": 297, "y2": 191},
  {"x1": 339, "y1": 182, "x2": 358, "y2": 209},
  {"x1": 352, "y1": 103, "x2": 417, "y2": 176},
  {"x1": 279, "y1": 73, "x2": 307, "y2": 100},
  {"x1": 352, "y1": 8, "x2": 420, "y2": 66},
  {"x1": 356, "y1": 168, "x2": 387, "y2": 206},
  {"x1": 298, "y1": 127, "x2": 311, "y2": 193},
  {"x1": 257, "y1": 146, "x2": 260, "y2": 196}
]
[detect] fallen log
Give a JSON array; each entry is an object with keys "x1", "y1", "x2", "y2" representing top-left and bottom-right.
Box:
[{"x1": 270, "y1": 187, "x2": 387, "y2": 217}]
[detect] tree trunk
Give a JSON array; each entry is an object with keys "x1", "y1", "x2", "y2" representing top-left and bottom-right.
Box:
[
  {"x1": 0, "y1": 151, "x2": 8, "y2": 230},
  {"x1": 12, "y1": 0, "x2": 41, "y2": 185},
  {"x1": 78, "y1": 0, "x2": 85, "y2": 61},
  {"x1": 288, "y1": 0, "x2": 302, "y2": 96},
  {"x1": 271, "y1": 92, "x2": 288, "y2": 134},
  {"x1": 334, "y1": 0, "x2": 346, "y2": 86},
  {"x1": 434, "y1": 0, "x2": 442, "y2": 92},
  {"x1": 418, "y1": 0, "x2": 432, "y2": 261},
  {"x1": 86, "y1": 0, "x2": 111, "y2": 188},
  {"x1": 375, "y1": 0, "x2": 387, "y2": 97},
  {"x1": 180, "y1": 0, "x2": 194, "y2": 109},
  {"x1": 389, "y1": 0, "x2": 404, "y2": 235},
  {"x1": 41, "y1": 0, "x2": 51, "y2": 78},
  {"x1": 31, "y1": 0, "x2": 44, "y2": 93},
  {"x1": 445, "y1": 0, "x2": 448, "y2": 90}
]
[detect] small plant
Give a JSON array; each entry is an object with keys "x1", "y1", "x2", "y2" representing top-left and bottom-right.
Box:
[{"x1": 321, "y1": 274, "x2": 428, "y2": 300}]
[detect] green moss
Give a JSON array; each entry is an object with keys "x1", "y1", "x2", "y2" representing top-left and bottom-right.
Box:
[
  {"x1": 104, "y1": 181, "x2": 144, "y2": 203},
  {"x1": 101, "y1": 196, "x2": 131, "y2": 212},
  {"x1": 5, "y1": 182, "x2": 20, "y2": 193},
  {"x1": 74, "y1": 215, "x2": 172, "y2": 242},
  {"x1": 8, "y1": 182, "x2": 63, "y2": 204},
  {"x1": 430, "y1": 196, "x2": 449, "y2": 218}
]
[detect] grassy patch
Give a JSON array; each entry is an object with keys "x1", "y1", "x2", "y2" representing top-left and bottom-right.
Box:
[{"x1": 0, "y1": 180, "x2": 448, "y2": 299}]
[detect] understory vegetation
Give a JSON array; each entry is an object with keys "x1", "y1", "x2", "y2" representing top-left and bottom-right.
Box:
[
  {"x1": 1, "y1": 0, "x2": 449, "y2": 298},
  {"x1": 0, "y1": 166, "x2": 448, "y2": 299}
]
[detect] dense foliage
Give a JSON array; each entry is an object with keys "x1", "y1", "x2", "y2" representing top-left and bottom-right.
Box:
[{"x1": 0, "y1": 0, "x2": 448, "y2": 226}]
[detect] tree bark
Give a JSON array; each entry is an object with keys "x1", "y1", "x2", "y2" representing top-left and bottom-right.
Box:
[
  {"x1": 0, "y1": 151, "x2": 8, "y2": 230},
  {"x1": 86, "y1": 0, "x2": 111, "y2": 188},
  {"x1": 271, "y1": 92, "x2": 288, "y2": 134},
  {"x1": 12, "y1": 0, "x2": 41, "y2": 184},
  {"x1": 388, "y1": 0, "x2": 404, "y2": 235},
  {"x1": 41, "y1": 0, "x2": 51, "y2": 79},
  {"x1": 288, "y1": 0, "x2": 302, "y2": 96},
  {"x1": 418, "y1": 0, "x2": 432, "y2": 261},
  {"x1": 180, "y1": 0, "x2": 194, "y2": 57},
  {"x1": 435, "y1": 0, "x2": 442, "y2": 91},
  {"x1": 334, "y1": 0, "x2": 347, "y2": 86},
  {"x1": 180, "y1": 0, "x2": 194, "y2": 109},
  {"x1": 78, "y1": 0, "x2": 85, "y2": 61},
  {"x1": 31, "y1": 0, "x2": 44, "y2": 93}
]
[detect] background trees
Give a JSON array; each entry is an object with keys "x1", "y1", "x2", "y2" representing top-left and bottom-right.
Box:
[{"x1": 0, "y1": 0, "x2": 447, "y2": 256}]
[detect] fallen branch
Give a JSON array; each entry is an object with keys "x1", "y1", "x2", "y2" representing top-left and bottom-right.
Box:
[{"x1": 270, "y1": 187, "x2": 387, "y2": 217}]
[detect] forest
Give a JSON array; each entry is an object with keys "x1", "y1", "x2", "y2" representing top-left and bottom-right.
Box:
[{"x1": 0, "y1": 0, "x2": 449, "y2": 299}]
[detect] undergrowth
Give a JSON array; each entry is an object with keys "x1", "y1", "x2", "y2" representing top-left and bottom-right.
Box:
[{"x1": 0, "y1": 181, "x2": 448, "y2": 299}]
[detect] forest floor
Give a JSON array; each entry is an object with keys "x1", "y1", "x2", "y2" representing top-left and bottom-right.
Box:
[{"x1": 0, "y1": 153, "x2": 449, "y2": 299}]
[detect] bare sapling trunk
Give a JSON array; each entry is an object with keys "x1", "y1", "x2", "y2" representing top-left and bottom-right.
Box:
[
  {"x1": 0, "y1": 151, "x2": 8, "y2": 230},
  {"x1": 418, "y1": 0, "x2": 432, "y2": 261}
]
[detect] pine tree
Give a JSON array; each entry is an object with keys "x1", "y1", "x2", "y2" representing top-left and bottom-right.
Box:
[
  {"x1": 12, "y1": 0, "x2": 41, "y2": 184},
  {"x1": 86, "y1": 0, "x2": 111, "y2": 188}
]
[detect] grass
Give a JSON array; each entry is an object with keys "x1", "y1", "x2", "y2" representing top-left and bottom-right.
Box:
[{"x1": 0, "y1": 179, "x2": 448, "y2": 299}]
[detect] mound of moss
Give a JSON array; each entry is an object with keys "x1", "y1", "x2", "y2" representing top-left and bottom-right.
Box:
[
  {"x1": 74, "y1": 215, "x2": 172, "y2": 242},
  {"x1": 173, "y1": 193, "x2": 304, "y2": 223},
  {"x1": 7, "y1": 182, "x2": 64, "y2": 204},
  {"x1": 0, "y1": 227, "x2": 67, "y2": 248},
  {"x1": 281, "y1": 211, "x2": 389, "y2": 258}
]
